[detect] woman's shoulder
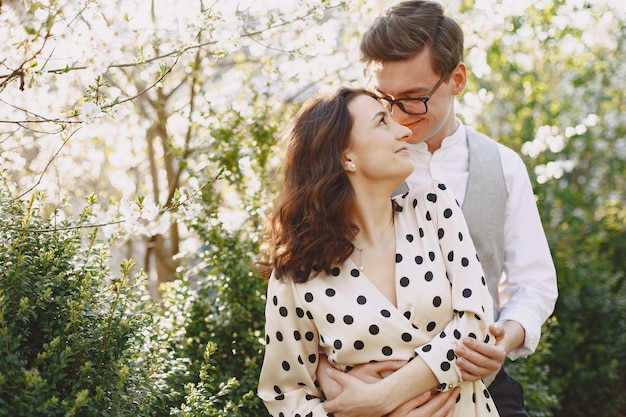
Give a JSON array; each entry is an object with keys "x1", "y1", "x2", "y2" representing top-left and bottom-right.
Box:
[{"x1": 392, "y1": 181, "x2": 455, "y2": 206}]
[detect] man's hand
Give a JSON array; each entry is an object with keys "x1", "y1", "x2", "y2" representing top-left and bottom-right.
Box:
[
  {"x1": 387, "y1": 388, "x2": 459, "y2": 417},
  {"x1": 455, "y1": 322, "x2": 507, "y2": 381},
  {"x1": 317, "y1": 355, "x2": 407, "y2": 401}
]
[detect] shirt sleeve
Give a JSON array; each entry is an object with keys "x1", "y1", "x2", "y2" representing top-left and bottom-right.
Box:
[
  {"x1": 497, "y1": 146, "x2": 558, "y2": 360},
  {"x1": 414, "y1": 182, "x2": 496, "y2": 391},
  {"x1": 258, "y1": 274, "x2": 329, "y2": 417}
]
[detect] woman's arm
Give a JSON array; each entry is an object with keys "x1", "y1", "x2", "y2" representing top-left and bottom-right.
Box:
[
  {"x1": 322, "y1": 355, "x2": 439, "y2": 417},
  {"x1": 258, "y1": 276, "x2": 328, "y2": 416}
]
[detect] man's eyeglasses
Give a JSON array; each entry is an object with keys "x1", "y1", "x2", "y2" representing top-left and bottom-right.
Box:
[{"x1": 379, "y1": 73, "x2": 448, "y2": 116}]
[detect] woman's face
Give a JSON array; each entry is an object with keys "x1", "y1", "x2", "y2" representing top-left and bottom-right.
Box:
[{"x1": 345, "y1": 94, "x2": 414, "y2": 186}]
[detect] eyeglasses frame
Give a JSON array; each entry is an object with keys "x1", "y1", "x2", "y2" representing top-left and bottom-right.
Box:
[{"x1": 379, "y1": 73, "x2": 449, "y2": 116}]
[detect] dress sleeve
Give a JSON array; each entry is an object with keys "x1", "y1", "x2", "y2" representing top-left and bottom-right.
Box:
[
  {"x1": 415, "y1": 182, "x2": 496, "y2": 392},
  {"x1": 258, "y1": 274, "x2": 329, "y2": 417}
]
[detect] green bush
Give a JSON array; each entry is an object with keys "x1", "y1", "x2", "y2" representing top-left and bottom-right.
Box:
[{"x1": 0, "y1": 191, "x2": 250, "y2": 416}]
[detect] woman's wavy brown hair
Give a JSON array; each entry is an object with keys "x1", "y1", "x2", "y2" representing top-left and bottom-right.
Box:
[{"x1": 267, "y1": 87, "x2": 376, "y2": 282}]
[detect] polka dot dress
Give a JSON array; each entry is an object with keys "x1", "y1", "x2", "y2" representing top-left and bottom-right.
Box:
[{"x1": 259, "y1": 181, "x2": 498, "y2": 417}]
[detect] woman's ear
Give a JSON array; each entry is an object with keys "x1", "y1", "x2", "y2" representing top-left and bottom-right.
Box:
[{"x1": 342, "y1": 153, "x2": 356, "y2": 172}]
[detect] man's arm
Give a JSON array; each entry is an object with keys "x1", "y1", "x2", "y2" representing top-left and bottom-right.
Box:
[{"x1": 454, "y1": 321, "x2": 525, "y2": 381}]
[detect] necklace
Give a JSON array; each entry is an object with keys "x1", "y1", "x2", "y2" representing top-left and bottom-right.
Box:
[{"x1": 352, "y1": 217, "x2": 394, "y2": 271}]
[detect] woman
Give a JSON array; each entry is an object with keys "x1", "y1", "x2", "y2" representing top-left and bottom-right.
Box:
[{"x1": 258, "y1": 87, "x2": 498, "y2": 417}]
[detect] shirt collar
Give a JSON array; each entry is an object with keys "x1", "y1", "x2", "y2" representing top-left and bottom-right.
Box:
[{"x1": 407, "y1": 119, "x2": 466, "y2": 153}]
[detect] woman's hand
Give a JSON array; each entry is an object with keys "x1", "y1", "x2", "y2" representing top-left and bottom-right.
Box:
[
  {"x1": 317, "y1": 355, "x2": 408, "y2": 401},
  {"x1": 322, "y1": 368, "x2": 390, "y2": 417}
]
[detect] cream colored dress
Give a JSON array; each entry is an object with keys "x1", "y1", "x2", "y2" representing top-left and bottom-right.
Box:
[{"x1": 258, "y1": 181, "x2": 499, "y2": 417}]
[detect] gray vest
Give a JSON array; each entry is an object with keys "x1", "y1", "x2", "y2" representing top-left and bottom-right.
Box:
[{"x1": 462, "y1": 129, "x2": 507, "y2": 320}]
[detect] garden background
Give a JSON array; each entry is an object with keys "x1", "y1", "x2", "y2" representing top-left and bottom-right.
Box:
[{"x1": 1, "y1": 0, "x2": 625, "y2": 416}]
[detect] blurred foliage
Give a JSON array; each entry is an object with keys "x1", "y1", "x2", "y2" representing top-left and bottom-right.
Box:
[{"x1": 465, "y1": 1, "x2": 626, "y2": 416}]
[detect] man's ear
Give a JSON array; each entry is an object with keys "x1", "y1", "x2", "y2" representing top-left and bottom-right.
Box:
[{"x1": 451, "y1": 62, "x2": 467, "y2": 95}]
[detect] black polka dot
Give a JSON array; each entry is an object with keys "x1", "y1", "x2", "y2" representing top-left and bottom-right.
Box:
[
  {"x1": 406, "y1": 234, "x2": 414, "y2": 242},
  {"x1": 326, "y1": 314, "x2": 335, "y2": 323},
  {"x1": 463, "y1": 288, "x2": 473, "y2": 298},
  {"x1": 454, "y1": 329, "x2": 461, "y2": 339},
  {"x1": 382, "y1": 346, "x2": 393, "y2": 356},
  {"x1": 293, "y1": 330, "x2": 301, "y2": 341},
  {"x1": 426, "y1": 321, "x2": 436, "y2": 331},
  {"x1": 426, "y1": 211, "x2": 432, "y2": 220},
  {"x1": 422, "y1": 344, "x2": 432, "y2": 352},
  {"x1": 400, "y1": 276, "x2": 410, "y2": 287},
  {"x1": 404, "y1": 311, "x2": 411, "y2": 320},
  {"x1": 424, "y1": 271, "x2": 433, "y2": 281},
  {"x1": 272, "y1": 296, "x2": 278, "y2": 306},
  {"x1": 429, "y1": 252, "x2": 435, "y2": 261},
  {"x1": 325, "y1": 288, "x2": 336, "y2": 297},
  {"x1": 306, "y1": 311, "x2": 313, "y2": 320},
  {"x1": 438, "y1": 183, "x2": 447, "y2": 190},
  {"x1": 296, "y1": 307, "x2": 305, "y2": 318},
  {"x1": 282, "y1": 361, "x2": 290, "y2": 371},
  {"x1": 369, "y1": 325, "x2": 380, "y2": 335},
  {"x1": 308, "y1": 354, "x2": 316, "y2": 364},
  {"x1": 357, "y1": 295, "x2": 367, "y2": 305},
  {"x1": 343, "y1": 315, "x2": 354, "y2": 324},
  {"x1": 381, "y1": 309, "x2": 391, "y2": 318},
  {"x1": 419, "y1": 228, "x2": 425, "y2": 238},
  {"x1": 447, "y1": 251, "x2": 454, "y2": 262},
  {"x1": 461, "y1": 257, "x2": 469, "y2": 267},
  {"x1": 433, "y1": 296, "x2": 442, "y2": 307},
  {"x1": 415, "y1": 255, "x2": 423, "y2": 264},
  {"x1": 444, "y1": 208, "x2": 453, "y2": 218},
  {"x1": 274, "y1": 385, "x2": 282, "y2": 394},
  {"x1": 458, "y1": 232, "x2": 464, "y2": 241},
  {"x1": 350, "y1": 269, "x2": 360, "y2": 277},
  {"x1": 438, "y1": 228, "x2": 445, "y2": 239},
  {"x1": 304, "y1": 293, "x2": 313, "y2": 302},
  {"x1": 427, "y1": 193, "x2": 437, "y2": 202},
  {"x1": 447, "y1": 349, "x2": 456, "y2": 361},
  {"x1": 279, "y1": 306, "x2": 288, "y2": 317},
  {"x1": 396, "y1": 253, "x2": 403, "y2": 263},
  {"x1": 402, "y1": 333, "x2": 412, "y2": 342},
  {"x1": 331, "y1": 267, "x2": 340, "y2": 276},
  {"x1": 354, "y1": 340, "x2": 364, "y2": 350},
  {"x1": 412, "y1": 199, "x2": 418, "y2": 208},
  {"x1": 334, "y1": 340, "x2": 342, "y2": 350},
  {"x1": 276, "y1": 331, "x2": 283, "y2": 341},
  {"x1": 305, "y1": 332, "x2": 314, "y2": 341},
  {"x1": 441, "y1": 361, "x2": 451, "y2": 371}
]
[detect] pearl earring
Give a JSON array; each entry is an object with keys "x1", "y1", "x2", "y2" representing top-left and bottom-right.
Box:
[{"x1": 350, "y1": 163, "x2": 356, "y2": 170}]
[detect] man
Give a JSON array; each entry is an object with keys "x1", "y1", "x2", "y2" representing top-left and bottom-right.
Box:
[{"x1": 320, "y1": 2, "x2": 557, "y2": 416}]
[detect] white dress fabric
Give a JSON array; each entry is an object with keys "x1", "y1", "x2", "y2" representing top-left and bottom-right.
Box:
[{"x1": 258, "y1": 181, "x2": 499, "y2": 417}]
